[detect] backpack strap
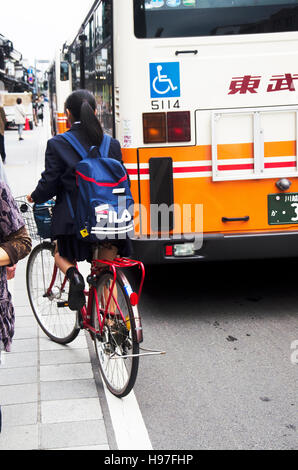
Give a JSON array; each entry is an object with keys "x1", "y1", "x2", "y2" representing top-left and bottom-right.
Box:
[
  {"x1": 62, "y1": 131, "x2": 112, "y2": 159},
  {"x1": 61, "y1": 132, "x2": 87, "y2": 220},
  {"x1": 61, "y1": 132, "x2": 88, "y2": 159},
  {"x1": 99, "y1": 134, "x2": 112, "y2": 158}
]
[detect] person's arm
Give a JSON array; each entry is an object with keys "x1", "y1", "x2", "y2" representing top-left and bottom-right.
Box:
[
  {"x1": 0, "y1": 183, "x2": 32, "y2": 266},
  {"x1": 0, "y1": 107, "x2": 6, "y2": 125},
  {"x1": 21, "y1": 105, "x2": 27, "y2": 119},
  {"x1": 109, "y1": 139, "x2": 123, "y2": 163},
  {"x1": 1, "y1": 226, "x2": 31, "y2": 265},
  {"x1": 30, "y1": 139, "x2": 64, "y2": 203}
]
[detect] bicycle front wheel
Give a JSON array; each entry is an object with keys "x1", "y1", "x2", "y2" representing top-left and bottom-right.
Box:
[
  {"x1": 26, "y1": 242, "x2": 80, "y2": 344},
  {"x1": 91, "y1": 270, "x2": 140, "y2": 398}
]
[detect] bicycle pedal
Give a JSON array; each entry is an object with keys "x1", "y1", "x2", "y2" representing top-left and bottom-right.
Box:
[
  {"x1": 87, "y1": 274, "x2": 97, "y2": 287},
  {"x1": 57, "y1": 301, "x2": 69, "y2": 308}
]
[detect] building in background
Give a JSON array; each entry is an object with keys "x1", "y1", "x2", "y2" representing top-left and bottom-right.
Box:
[{"x1": 0, "y1": 33, "x2": 35, "y2": 93}]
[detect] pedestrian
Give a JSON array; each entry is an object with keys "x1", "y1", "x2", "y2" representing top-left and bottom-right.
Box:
[
  {"x1": 0, "y1": 100, "x2": 7, "y2": 163},
  {"x1": 14, "y1": 98, "x2": 26, "y2": 141},
  {"x1": 32, "y1": 97, "x2": 38, "y2": 127},
  {"x1": 0, "y1": 181, "x2": 32, "y2": 433},
  {"x1": 27, "y1": 89, "x2": 130, "y2": 311},
  {"x1": 37, "y1": 97, "x2": 44, "y2": 126}
]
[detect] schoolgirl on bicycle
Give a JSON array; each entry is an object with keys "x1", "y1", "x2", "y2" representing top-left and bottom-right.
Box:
[{"x1": 27, "y1": 90, "x2": 131, "y2": 311}]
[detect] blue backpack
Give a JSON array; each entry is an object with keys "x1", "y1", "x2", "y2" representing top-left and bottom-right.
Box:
[{"x1": 61, "y1": 132, "x2": 134, "y2": 243}]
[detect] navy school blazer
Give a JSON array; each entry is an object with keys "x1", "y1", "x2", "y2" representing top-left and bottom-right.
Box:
[{"x1": 31, "y1": 123, "x2": 125, "y2": 238}]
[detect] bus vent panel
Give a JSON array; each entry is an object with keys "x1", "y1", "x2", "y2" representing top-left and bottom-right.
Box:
[{"x1": 149, "y1": 157, "x2": 174, "y2": 232}]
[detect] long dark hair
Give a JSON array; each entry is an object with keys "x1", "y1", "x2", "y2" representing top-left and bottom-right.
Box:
[{"x1": 65, "y1": 90, "x2": 103, "y2": 146}]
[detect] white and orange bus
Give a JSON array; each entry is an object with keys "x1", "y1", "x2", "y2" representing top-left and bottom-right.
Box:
[
  {"x1": 51, "y1": 0, "x2": 298, "y2": 264},
  {"x1": 48, "y1": 50, "x2": 72, "y2": 135}
]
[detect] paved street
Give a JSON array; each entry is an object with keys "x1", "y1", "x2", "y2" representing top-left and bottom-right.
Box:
[{"x1": 135, "y1": 260, "x2": 298, "y2": 450}]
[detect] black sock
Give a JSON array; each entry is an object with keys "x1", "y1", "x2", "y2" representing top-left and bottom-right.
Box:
[{"x1": 66, "y1": 267, "x2": 85, "y2": 311}]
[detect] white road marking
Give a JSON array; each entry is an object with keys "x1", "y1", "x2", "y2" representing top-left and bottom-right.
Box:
[
  {"x1": 102, "y1": 383, "x2": 153, "y2": 450},
  {"x1": 78, "y1": 261, "x2": 152, "y2": 450}
]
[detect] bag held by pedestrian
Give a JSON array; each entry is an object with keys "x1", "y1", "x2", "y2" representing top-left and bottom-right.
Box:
[{"x1": 61, "y1": 132, "x2": 134, "y2": 242}]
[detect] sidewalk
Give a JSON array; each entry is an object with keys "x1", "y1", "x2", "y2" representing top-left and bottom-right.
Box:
[{"x1": 0, "y1": 118, "x2": 111, "y2": 450}]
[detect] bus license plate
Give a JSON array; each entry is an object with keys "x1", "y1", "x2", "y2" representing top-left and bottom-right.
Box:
[{"x1": 268, "y1": 193, "x2": 298, "y2": 225}]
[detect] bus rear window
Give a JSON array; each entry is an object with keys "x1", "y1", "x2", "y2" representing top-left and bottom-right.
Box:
[
  {"x1": 60, "y1": 62, "x2": 69, "y2": 82},
  {"x1": 134, "y1": 0, "x2": 298, "y2": 38}
]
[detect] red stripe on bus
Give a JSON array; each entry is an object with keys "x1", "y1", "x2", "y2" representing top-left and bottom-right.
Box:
[
  {"x1": 265, "y1": 161, "x2": 296, "y2": 169},
  {"x1": 218, "y1": 163, "x2": 254, "y2": 171},
  {"x1": 173, "y1": 166, "x2": 212, "y2": 173},
  {"x1": 127, "y1": 169, "x2": 146, "y2": 175},
  {"x1": 218, "y1": 161, "x2": 295, "y2": 171},
  {"x1": 127, "y1": 161, "x2": 296, "y2": 175},
  {"x1": 127, "y1": 166, "x2": 213, "y2": 175}
]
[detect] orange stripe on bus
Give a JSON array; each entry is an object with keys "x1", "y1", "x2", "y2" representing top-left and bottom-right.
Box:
[
  {"x1": 265, "y1": 140, "x2": 296, "y2": 157},
  {"x1": 137, "y1": 145, "x2": 211, "y2": 163},
  {"x1": 217, "y1": 141, "x2": 296, "y2": 159},
  {"x1": 134, "y1": 141, "x2": 296, "y2": 164},
  {"x1": 218, "y1": 143, "x2": 253, "y2": 159}
]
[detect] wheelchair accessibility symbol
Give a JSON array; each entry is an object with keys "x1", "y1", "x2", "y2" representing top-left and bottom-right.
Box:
[{"x1": 150, "y1": 62, "x2": 180, "y2": 98}]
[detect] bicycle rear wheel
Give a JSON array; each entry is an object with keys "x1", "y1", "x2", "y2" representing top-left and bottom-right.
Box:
[
  {"x1": 26, "y1": 242, "x2": 80, "y2": 344},
  {"x1": 91, "y1": 270, "x2": 140, "y2": 398}
]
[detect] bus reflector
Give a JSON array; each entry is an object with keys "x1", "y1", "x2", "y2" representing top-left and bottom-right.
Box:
[
  {"x1": 167, "y1": 111, "x2": 191, "y2": 142},
  {"x1": 165, "y1": 245, "x2": 173, "y2": 256},
  {"x1": 143, "y1": 113, "x2": 166, "y2": 143}
]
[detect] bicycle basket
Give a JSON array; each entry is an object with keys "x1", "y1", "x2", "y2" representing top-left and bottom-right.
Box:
[
  {"x1": 15, "y1": 196, "x2": 55, "y2": 240},
  {"x1": 33, "y1": 202, "x2": 55, "y2": 239}
]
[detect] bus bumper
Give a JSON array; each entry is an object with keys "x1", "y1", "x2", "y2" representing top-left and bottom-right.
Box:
[{"x1": 131, "y1": 230, "x2": 298, "y2": 264}]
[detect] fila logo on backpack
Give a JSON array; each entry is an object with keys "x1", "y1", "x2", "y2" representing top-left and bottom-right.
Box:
[
  {"x1": 95, "y1": 204, "x2": 132, "y2": 225},
  {"x1": 62, "y1": 132, "x2": 134, "y2": 242}
]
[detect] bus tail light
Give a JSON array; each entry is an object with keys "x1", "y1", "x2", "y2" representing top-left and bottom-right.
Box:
[
  {"x1": 143, "y1": 112, "x2": 166, "y2": 144},
  {"x1": 167, "y1": 111, "x2": 191, "y2": 143},
  {"x1": 165, "y1": 243, "x2": 195, "y2": 257},
  {"x1": 165, "y1": 245, "x2": 173, "y2": 256}
]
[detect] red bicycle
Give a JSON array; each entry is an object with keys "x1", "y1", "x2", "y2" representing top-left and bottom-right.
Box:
[{"x1": 16, "y1": 197, "x2": 164, "y2": 398}]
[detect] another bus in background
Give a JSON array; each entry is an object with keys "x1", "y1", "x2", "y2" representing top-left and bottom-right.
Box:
[{"x1": 48, "y1": 50, "x2": 72, "y2": 135}]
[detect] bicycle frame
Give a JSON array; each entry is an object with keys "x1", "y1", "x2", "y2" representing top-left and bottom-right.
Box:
[
  {"x1": 46, "y1": 255, "x2": 145, "y2": 343},
  {"x1": 84, "y1": 258, "x2": 145, "y2": 343},
  {"x1": 31, "y1": 244, "x2": 165, "y2": 368},
  {"x1": 46, "y1": 264, "x2": 68, "y2": 297},
  {"x1": 46, "y1": 258, "x2": 145, "y2": 343}
]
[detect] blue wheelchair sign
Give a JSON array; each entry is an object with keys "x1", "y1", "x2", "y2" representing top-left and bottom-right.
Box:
[{"x1": 150, "y1": 62, "x2": 180, "y2": 99}]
